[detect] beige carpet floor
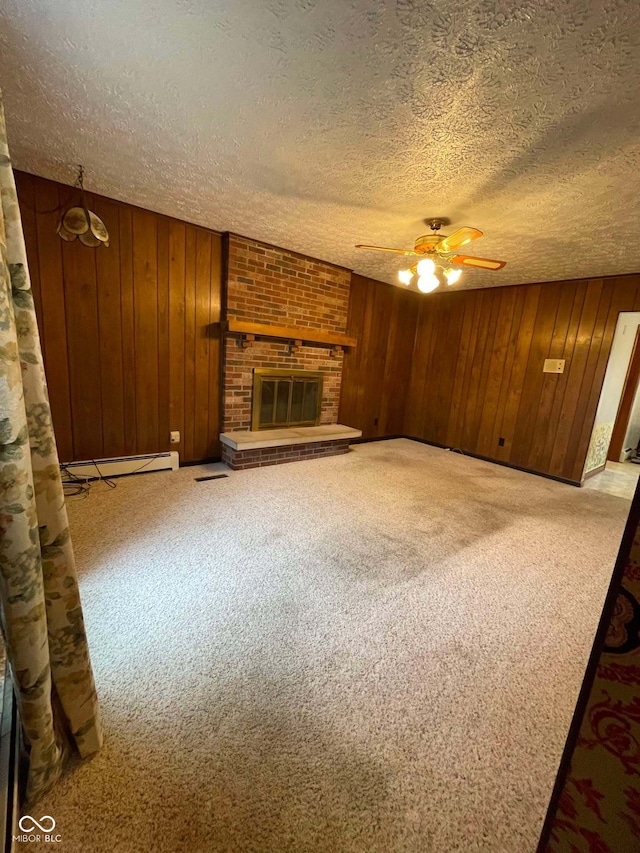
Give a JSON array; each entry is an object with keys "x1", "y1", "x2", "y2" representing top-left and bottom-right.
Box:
[{"x1": 23, "y1": 439, "x2": 630, "y2": 853}]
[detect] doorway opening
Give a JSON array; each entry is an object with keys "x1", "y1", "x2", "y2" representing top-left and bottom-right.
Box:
[
  {"x1": 583, "y1": 312, "x2": 640, "y2": 497},
  {"x1": 608, "y1": 324, "x2": 640, "y2": 463}
]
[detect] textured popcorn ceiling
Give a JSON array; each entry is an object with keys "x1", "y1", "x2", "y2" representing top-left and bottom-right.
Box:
[{"x1": 1, "y1": 0, "x2": 640, "y2": 291}]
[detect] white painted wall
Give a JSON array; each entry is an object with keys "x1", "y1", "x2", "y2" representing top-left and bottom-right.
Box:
[
  {"x1": 584, "y1": 312, "x2": 640, "y2": 474},
  {"x1": 595, "y1": 313, "x2": 640, "y2": 425},
  {"x1": 623, "y1": 380, "x2": 640, "y2": 459}
]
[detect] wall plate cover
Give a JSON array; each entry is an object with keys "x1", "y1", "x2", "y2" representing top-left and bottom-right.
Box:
[{"x1": 543, "y1": 359, "x2": 565, "y2": 374}]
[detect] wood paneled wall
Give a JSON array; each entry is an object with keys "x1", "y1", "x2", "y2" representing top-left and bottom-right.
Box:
[
  {"x1": 16, "y1": 172, "x2": 223, "y2": 464},
  {"x1": 18, "y1": 168, "x2": 640, "y2": 481},
  {"x1": 339, "y1": 274, "x2": 417, "y2": 438},
  {"x1": 339, "y1": 273, "x2": 640, "y2": 483}
]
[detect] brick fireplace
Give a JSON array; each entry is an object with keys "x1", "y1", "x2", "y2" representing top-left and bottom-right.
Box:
[
  {"x1": 220, "y1": 234, "x2": 359, "y2": 468},
  {"x1": 223, "y1": 234, "x2": 351, "y2": 429}
]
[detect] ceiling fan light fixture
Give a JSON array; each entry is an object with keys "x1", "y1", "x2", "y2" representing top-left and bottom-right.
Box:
[
  {"x1": 354, "y1": 221, "x2": 506, "y2": 295},
  {"x1": 417, "y1": 273, "x2": 439, "y2": 293}
]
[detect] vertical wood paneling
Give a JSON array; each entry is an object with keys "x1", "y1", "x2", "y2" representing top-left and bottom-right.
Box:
[
  {"x1": 194, "y1": 230, "x2": 212, "y2": 460},
  {"x1": 132, "y1": 209, "x2": 159, "y2": 454},
  {"x1": 510, "y1": 285, "x2": 561, "y2": 468},
  {"x1": 476, "y1": 288, "x2": 517, "y2": 458},
  {"x1": 157, "y1": 216, "x2": 171, "y2": 456},
  {"x1": 405, "y1": 298, "x2": 429, "y2": 438},
  {"x1": 539, "y1": 282, "x2": 587, "y2": 471},
  {"x1": 24, "y1": 176, "x2": 75, "y2": 462},
  {"x1": 548, "y1": 280, "x2": 603, "y2": 476},
  {"x1": 489, "y1": 288, "x2": 526, "y2": 462},
  {"x1": 183, "y1": 226, "x2": 197, "y2": 463},
  {"x1": 340, "y1": 272, "x2": 640, "y2": 483},
  {"x1": 561, "y1": 282, "x2": 613, "y2": 478},
  {"x1": 93, "y1": 194, "x2": 125, "y2": 457},
  {"x1": 457, "y1": 294, "x2": 483, "y2": 448},
  {"x1": 339, "y1": 274, "x2": 415, "y2": 439},
  {"x1": 119, "y1": 205, "x2": 137, "y2": 456},
  {"x1": 380, "y1": 289, "x2": 418, "y2": 435},
  {"x1": 528, "y1": 282, "x2": 577, "y2": 472},
  {"x1": 169, "y1": 221, "x2": 186, "y2": 455},
  {"x1": 498, "y1": 285, "x2": 541, "y2": 460},
  {"x1": 16, "y1": 175, "x2": 44, "y2": 348},
  {"x1": 428, "y1": 296, "x2": 463, "y2": 443},
  {"x1": 16, "y1": 172, "x2": 222, "y2": 464},
  {"x1": 62, "y1": 233, "x2": 103, "y2": 460},
  {"x1": 420, "y1": 297, "x2": 450, "y2": 442},
  {"x1": 445, "y1": 292, "x2": 477, "y2": 448},
  {"x1": 377, "y1": 287, "x2": 401, "y2": 436},
  {"x1": 464, "y1": 290, "x2": 498, "y2": 451}
]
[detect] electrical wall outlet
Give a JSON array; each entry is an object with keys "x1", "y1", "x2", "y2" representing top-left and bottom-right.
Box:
[{"x1": 170, "y1": 431, "x2": 180, "y2": 444}]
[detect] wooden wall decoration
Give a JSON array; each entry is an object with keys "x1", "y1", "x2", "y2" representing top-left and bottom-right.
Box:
[
  {"x1": 16, "y1": 171, "x2": 223, "y2": 464},
  {"x1": 340, "y1": 273, "x2": 640, "y2": 484}
]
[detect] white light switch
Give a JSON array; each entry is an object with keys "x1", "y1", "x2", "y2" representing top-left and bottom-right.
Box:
[{"x1": 543, "y1": 359, "x2": 565, "y2": 374}]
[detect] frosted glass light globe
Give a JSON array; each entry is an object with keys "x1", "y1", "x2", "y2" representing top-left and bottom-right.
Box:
[
  {"x1": 417, "y1": 274, "x2": 439, "y2": 293},
  {"x1": 416, "y1": 258, "x2": 436, "y2": 276}
]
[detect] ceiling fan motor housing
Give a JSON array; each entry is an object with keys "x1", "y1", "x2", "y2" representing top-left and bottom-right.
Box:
[{"x1": 414, "y1": 234, "x2": 445, "y2": 253}]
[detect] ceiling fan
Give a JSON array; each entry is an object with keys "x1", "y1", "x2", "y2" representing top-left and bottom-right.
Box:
[{"x1": 355, "y1": 218, "x2": 506, "y2": 293}]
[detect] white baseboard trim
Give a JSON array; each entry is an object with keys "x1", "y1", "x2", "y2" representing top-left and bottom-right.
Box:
[{"x1": 63, "y1": 451, "x2": 179, "y2": 480}]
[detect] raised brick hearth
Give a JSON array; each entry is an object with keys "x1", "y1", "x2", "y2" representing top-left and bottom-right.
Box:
[
  {"x1": 220, "y1": 424, "x2": 362, "y2": 470},
  {"x1": 222, "y1": 438, "x2": 350, "y2": 470}
]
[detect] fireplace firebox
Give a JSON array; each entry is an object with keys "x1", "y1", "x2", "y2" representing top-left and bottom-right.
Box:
[{"x1": 252, "y1": 369, "x2": 323, "y2": 430}]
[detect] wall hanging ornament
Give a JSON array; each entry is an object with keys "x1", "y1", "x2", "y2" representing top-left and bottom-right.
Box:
[{"x1": 57, "y1": 164, "x2": 109, "y2": 247}]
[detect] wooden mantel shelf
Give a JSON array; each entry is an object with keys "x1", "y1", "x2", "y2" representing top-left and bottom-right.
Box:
[{"x1": 222, "y1": 319, "x2": 357, "y2": 348}]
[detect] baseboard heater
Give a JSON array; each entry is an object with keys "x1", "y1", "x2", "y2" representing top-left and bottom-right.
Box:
[{"x1": 62, "y1": 451, "x2": 179, "y2": 480}]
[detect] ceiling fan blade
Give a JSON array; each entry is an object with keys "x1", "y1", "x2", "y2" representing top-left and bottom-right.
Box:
[
  {"x1": 438, "y1": 227, "x2": 483, "y2": 253},
  {"x1": 355, "y1": 244, "x2": 417, "y2": 256},
  {"x1": 449, "y1": 254, "x2": 506, "y2": 271}
]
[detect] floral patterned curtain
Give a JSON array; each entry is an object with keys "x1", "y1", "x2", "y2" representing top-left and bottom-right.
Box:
[{"x1": 0, "y1": 91, "x2": 102, "y2": 802}]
